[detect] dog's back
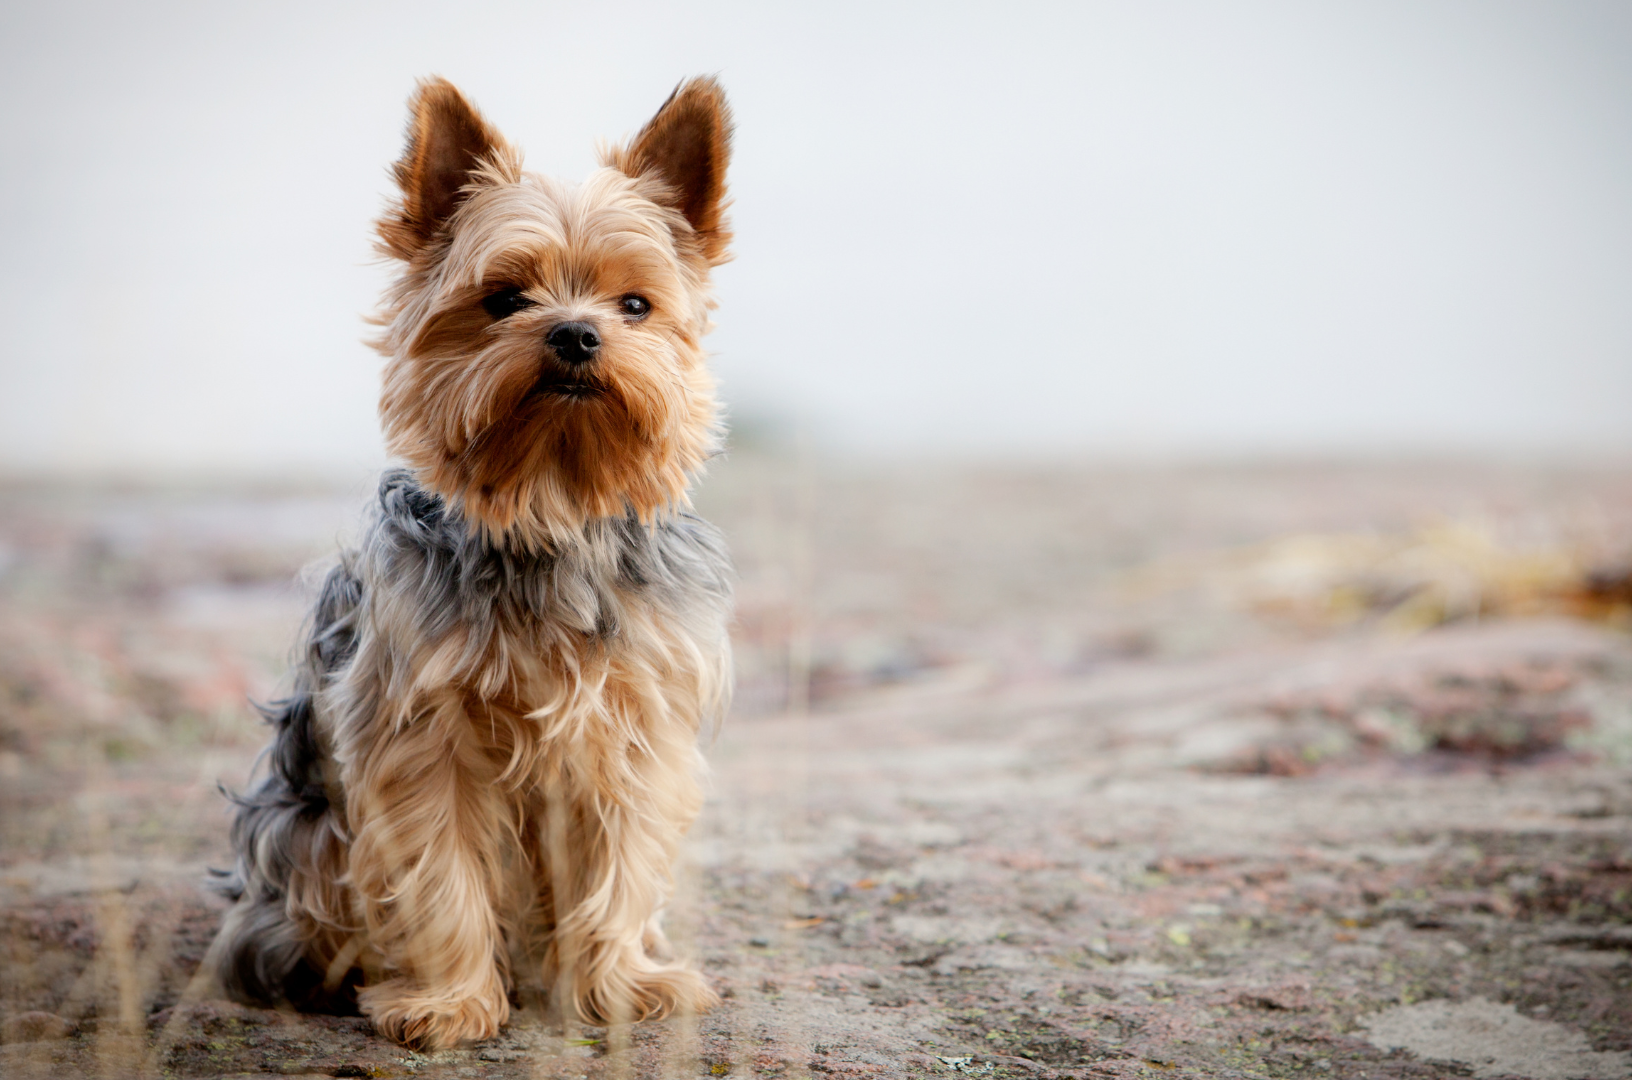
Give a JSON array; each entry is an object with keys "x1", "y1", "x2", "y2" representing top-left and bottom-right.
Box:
[{"x1": 210, "y1": 550, "x2": 363, "y2": 1012}]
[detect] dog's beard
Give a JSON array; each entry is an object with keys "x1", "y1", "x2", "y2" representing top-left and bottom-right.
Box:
[{"x1": 384, "y1": 330, "x2": 713, "y2": 548}]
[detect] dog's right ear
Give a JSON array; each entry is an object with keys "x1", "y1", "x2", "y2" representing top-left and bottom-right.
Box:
[
  {"x1": 607, "y1": 77, "x2": 734, "y2": 266},
  {"x1": 379, "y1": 78, "x2": 514, "y2": 259}
]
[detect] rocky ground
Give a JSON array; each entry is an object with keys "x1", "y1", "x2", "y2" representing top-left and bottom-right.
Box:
[{"x1": 2, "y1": 454, "x2": 1631, "y2": 1079}]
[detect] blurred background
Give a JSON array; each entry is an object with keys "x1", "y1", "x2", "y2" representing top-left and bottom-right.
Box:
[
  {"x1": 4, "y1": 3, "x2": 1632, "y2": 1077},
  {"x1": 1, "y1": 0, "x2": 1630, "y2": 473}
]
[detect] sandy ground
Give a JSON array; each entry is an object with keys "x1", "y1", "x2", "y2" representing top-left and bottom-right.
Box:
[{"x1": 2, "y1": 454, "x2": 1631, "y2": 1079}]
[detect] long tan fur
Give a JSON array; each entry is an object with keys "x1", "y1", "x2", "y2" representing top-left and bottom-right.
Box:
[{"x1": 209, "y1": 76, "x2": 735, "y2": 1050}]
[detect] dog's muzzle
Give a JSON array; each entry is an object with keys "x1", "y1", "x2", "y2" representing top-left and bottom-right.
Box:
[{"x1": 546, "y1": 321, "x2": 600, "y2": 366}]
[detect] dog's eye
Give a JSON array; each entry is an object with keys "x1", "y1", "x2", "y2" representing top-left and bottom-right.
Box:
[
  {"x1": 619, "y1": 295, "x2": 651, "y2": 319},
  {"x1": 482, "y1": 286, "x2": 536, "y2": 320}
]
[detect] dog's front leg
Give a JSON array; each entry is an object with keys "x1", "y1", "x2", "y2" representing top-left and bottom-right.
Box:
[
  {"x1": 345, "y1": 690, "x2": 510, "y2": 1049},
  {"x1": 543, "y1": 734, "x2": 718, "y2": 1025}
]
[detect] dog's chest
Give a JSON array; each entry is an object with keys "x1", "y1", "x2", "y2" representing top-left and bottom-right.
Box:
[{"x1": 360, "y1": 471, "x2": 734, "y2": 711}]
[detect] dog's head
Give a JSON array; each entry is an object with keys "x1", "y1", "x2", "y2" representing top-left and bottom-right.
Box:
[{"x1": 373, "y1": 78, "x2": 732, "y2": 548}]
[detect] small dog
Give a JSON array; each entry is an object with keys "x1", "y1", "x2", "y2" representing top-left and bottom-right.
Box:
[{"x1": 207, "y1": 77, "x2": 735, "y2": 1050}]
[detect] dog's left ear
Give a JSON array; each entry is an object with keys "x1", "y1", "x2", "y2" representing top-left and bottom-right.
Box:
[
  {"x1": 380, "y1": 77, "x2": 514, "y2": 259},
  {"x1": 608, "y1": 77, "x2": 733, "y2": 264}
]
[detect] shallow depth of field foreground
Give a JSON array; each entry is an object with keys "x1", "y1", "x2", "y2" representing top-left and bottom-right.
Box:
[{"x1": 3, "y1": 453, "x2": 1631, "y2": 1080}]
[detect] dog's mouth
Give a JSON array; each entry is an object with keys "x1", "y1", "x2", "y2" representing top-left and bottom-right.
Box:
[{"x1": 528, "y1": 372, "x2": 606, "y2": 400}]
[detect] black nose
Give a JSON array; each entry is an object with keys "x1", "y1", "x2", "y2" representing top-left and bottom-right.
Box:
[{"x1": 546, "y1": 321, "x2": 601, "y2": 366}]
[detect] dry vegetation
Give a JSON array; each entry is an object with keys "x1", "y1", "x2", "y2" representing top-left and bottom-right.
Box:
[{"x1": 3, "y1": 454, "x2": 1631, "y2": 1078}]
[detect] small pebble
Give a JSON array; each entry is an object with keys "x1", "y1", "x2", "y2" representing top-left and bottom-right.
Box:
[{"x1": 748, "y1": 936, "x2": 770, "y2": 947}]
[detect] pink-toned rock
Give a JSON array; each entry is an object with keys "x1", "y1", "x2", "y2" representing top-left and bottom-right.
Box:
[{"x1": 1, "y1": 1011, "x2": 74, "y2": 1042}]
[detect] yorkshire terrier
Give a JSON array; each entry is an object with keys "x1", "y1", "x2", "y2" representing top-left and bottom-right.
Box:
[{"x1": 207, "y1": 76, "x2": 735, "y2": 1050}]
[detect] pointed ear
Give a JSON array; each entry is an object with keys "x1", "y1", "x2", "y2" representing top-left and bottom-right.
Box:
[
  {"x1": 609, "y1": 77, "x2": 733, "y2": 264},
  {"x1": 380, "y1": 77, "x2": 511, "y2": 258}
]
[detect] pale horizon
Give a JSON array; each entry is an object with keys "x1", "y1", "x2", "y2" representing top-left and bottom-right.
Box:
[{"x1": 3, "y1": 1, "x2": 1629, "y2": 475}]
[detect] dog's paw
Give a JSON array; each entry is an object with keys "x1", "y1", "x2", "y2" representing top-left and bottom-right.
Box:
[
  {"x1": 361, "y1": 979, "x2": 507, "y2": 1050},
  {"x1": 578, "y1": 961, "x2": 720, "y2": 1024},
  {"x1": 645, "y1": 964, "x2": 720, "y2": 1019}
]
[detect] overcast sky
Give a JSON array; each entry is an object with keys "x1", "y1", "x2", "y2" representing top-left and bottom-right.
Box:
[{"x1": 2, "y1": 1, "x2": 1629, "y2": 474}]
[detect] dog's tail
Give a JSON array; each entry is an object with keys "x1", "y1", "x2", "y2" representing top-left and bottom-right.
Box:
[{"x1": 208, "y1": 558, "x2": 364, "y2": 1012}]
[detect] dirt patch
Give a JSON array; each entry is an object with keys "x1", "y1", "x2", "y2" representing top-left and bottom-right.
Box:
[
  {"x1": 1214, "y1": 653, "x2": 1610, "y2": 777},
  {"x1": 1365, "y1": 997, "x2": 1632, "y2": 1078}
]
